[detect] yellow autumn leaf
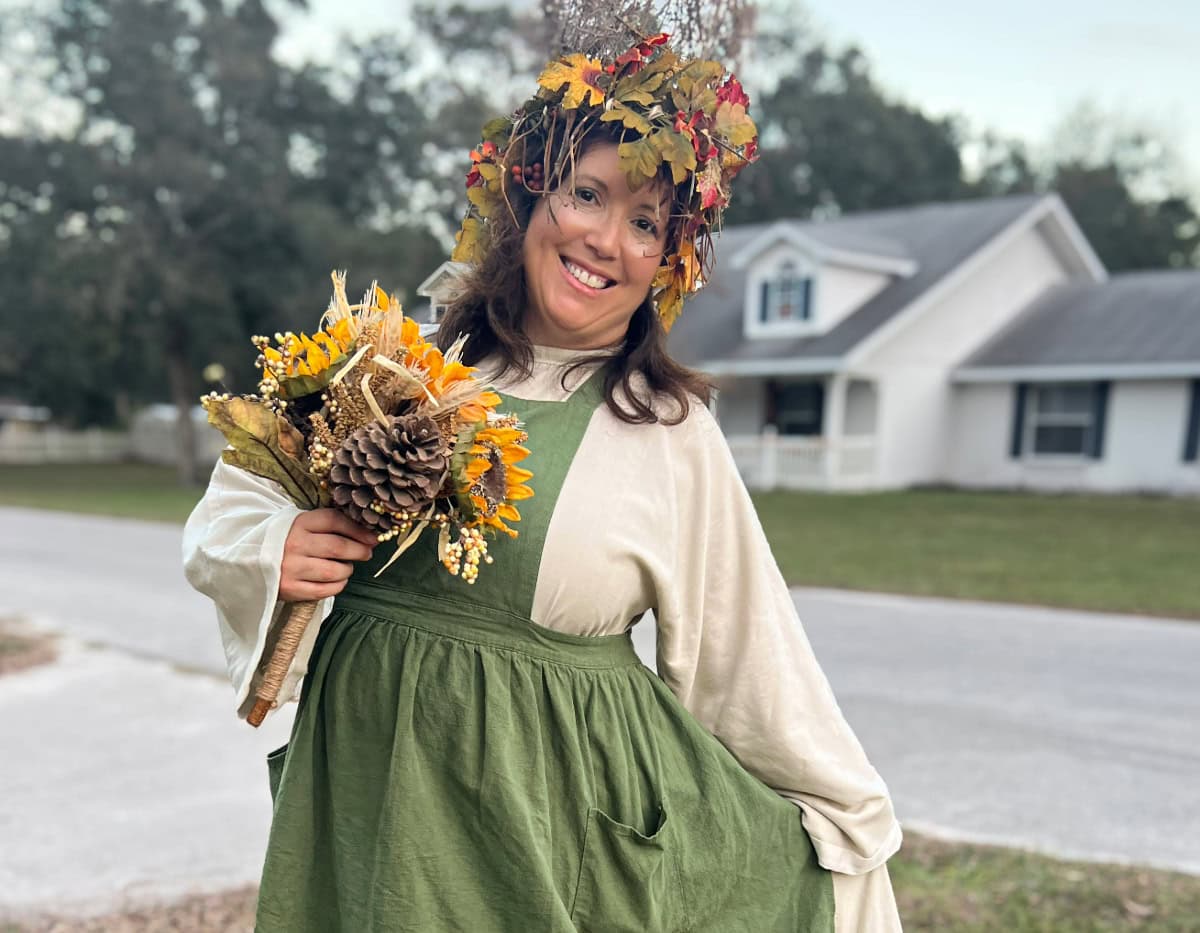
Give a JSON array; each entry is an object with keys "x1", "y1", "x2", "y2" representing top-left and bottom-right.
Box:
[
  {"x1": 714, "y1": 101, "x2": 758, "y2": 147},
  {"x1": 537, "y1": 54, "x2": 605, "y2": 110},
  {"x1": 600, "y1": 102, "x2": 652, "y2": 135},
  {"x1": 452, "y1": 215, "x2": 485, "y2": 263},
  {"x1": 617, "y1": 136, "x2": 662, "y2": 190},
  {"x1": 651, "y1": 128, "x2": 697, "y2": 185}
]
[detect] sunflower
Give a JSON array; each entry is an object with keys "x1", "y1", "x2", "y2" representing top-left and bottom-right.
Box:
[
  {"x1": 459, "y1": 422, "x2": 533, "y2": 538},
  {"x1": 255, "y1": 317, "x2": 358, "y2": 401},
  {"x1": 394, "y1": 320, "x2": 503, "y2": 422}
]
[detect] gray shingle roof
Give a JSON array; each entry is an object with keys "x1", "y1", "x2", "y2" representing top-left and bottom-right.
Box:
[
  {"x1": 961, "y1": 270, "x2": 1200, "y2": 369},
  {"x1": 667, "y1": 194, "x2": 1046, "y2": 366}
]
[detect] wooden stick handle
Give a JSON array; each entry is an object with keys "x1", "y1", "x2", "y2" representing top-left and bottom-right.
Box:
[{"x1": 247, "y1": 599, "x2": 320, "y2": 728}]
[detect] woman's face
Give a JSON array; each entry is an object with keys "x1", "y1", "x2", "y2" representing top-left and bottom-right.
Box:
[{"x1": 521, "y1": 142, "x2": 670, "y2": 350}]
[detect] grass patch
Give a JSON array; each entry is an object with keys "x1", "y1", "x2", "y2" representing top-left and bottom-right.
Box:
[
  {"x1": 0, "y1": 463, "x2": 203, "y2": 524},
  {"x1": 753, "y1": 488, "x2": 1200, "y2": 619},
  {"x1": 893, "y1": 832, "x2": 1200, "y2": 931},
  {"x1": 2, "y1": 465, "x2": 1198, "y2": 618}
]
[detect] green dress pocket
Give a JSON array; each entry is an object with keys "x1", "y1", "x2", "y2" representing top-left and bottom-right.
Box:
[
  {"x1": 266, "y1": 743, "x2": 288, "y2": 804},
  {"x1": 570, "y1": 799, "x2": 684, "y2": 932}
]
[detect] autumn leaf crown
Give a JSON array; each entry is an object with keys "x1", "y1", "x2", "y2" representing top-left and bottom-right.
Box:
[{"x1": 451, "y1": 33, "x2": 759, "y2": 332}]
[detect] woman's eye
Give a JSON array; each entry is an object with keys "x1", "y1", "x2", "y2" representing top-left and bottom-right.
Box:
[
  {"x1": 575, "y1": 188, "x2": 598, "y2": 204},
  {"x1": 634, "y1": 218, "x2": 658, "y2": 236}
]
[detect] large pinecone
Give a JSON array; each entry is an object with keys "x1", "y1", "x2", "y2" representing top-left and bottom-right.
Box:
[{"x1": 329, "y1": 414, "x2": 450, "y2": 533}]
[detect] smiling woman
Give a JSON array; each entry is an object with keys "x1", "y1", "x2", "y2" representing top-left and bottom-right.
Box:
[
  {"x1": 185, "y1": 32, "x2": 903, "y2": 933},
  {"x1": 521, "y1": 141, "x2": 670, "y2": 350}
]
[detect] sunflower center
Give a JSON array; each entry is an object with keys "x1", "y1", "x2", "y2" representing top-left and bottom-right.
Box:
[{"x1": 470, "y1": 444, "x2": 509, "y2": 517}]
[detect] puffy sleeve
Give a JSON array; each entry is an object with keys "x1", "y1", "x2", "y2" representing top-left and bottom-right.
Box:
[
  {"x1": 182, "y1": 458, "x2": 333, "y2": 719},
  {"x1": 653, "y1": 403, "x2": 902, "y2": 881}
]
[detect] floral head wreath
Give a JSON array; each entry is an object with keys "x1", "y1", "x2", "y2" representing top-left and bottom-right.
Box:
[{"x1": 451, "y1": 33, "x2": 759, "y2": 332}]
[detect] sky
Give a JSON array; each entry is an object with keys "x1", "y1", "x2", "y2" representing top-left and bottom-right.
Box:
[{"x1": 274, "y1": 0, "x2": 1200, "y2": 195}]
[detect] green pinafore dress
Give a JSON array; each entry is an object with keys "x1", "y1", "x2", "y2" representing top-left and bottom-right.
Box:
[{"x1": 258, "y1": 368, "x2": 835, "y2": 932}]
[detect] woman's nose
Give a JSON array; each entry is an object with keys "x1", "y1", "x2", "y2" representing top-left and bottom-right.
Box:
[{"x1": 582, "y1": 212, "x2": 620, "y2": 260}]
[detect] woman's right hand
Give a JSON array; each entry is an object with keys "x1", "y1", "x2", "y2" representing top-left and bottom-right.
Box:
[{"x1": 278, "y1": 508, "x2": 379, "y2": 602}]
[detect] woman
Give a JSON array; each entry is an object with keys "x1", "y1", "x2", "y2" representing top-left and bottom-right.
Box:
[{"x1": 184, "y1": 38, "x2": 902, "y2": 931}]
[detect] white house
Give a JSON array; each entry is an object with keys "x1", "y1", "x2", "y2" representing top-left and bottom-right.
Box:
[
  {"x1": 421, "y1": 193, "x2": 1200, "y2": 495},
  {"x1": 664, "y1": 193, "x2": 1200, "y2": 496}
]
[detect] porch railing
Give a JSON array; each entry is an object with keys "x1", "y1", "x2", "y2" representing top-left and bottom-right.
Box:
[{"x1": 725, "y1": 430, "x2": 877, "y2": 490}]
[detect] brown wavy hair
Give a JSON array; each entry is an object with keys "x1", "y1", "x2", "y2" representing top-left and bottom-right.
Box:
[{"x1": 435, "y1": 127, "x2": 712, "y2": 426}]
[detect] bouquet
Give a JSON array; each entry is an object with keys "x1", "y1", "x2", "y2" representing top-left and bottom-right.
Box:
[{"x1": 202, "y1": 271, "x2": 533, "y2": 726}]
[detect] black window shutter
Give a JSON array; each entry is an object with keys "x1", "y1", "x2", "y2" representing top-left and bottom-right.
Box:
[
  {"x1": 760, "y1": 281, "x2": 770, "y2": 323},
  {"x1": 1184, "y1": 379, "x2": 1200, "y2": 462},
  {"x1": 1090, "y1": 381, "x2": 1111, "y2": 460},
  {"x1": 800, "y1": 278, "x2": 812, "y2": 320},
  {"x1": 1010, "y1": 383, "x2": 1028, "y2": 458}
]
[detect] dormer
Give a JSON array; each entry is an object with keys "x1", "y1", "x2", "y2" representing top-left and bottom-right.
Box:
[
  {"x1": 731, "y1": 222, "x2": 917, "y2": 340},
  {"x1": 416, "y1": 260, "x2": 470, "y2": 324}
]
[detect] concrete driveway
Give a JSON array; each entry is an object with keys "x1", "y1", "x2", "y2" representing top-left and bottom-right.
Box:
[{"x1": 1, "y1": 506, "x2": 1197, "y2": 917}]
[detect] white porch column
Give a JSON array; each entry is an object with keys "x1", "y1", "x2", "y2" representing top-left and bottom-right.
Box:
[
  {"x1": 823, "y1": 374, "x2": 848, "y2": 486},
  {"x1": 760, "y1": 423, "x2": 779, "y2": 490}
]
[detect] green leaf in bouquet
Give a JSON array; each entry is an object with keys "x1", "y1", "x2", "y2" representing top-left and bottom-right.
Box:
[
  {"x1": 205, "y1": 397, "x2": 322, "y2": 509},
  {"x1": 276, "y1": 351, "x2": 349, "y2": 400}
]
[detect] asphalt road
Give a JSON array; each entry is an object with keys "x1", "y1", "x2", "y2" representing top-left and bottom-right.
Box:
[{"x1": 1, "y1": 506, "x2": 1198, "y2": 915}]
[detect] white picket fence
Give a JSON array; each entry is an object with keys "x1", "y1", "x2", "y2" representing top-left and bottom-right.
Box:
[
  {"x1": 0, "y1": 405, "x2": 227, "y2": 467},
  {"x1": 726, "y1": 428, "x2": 877, "y2": 490},
  {"x1": 0, "y1": 427, "x2": 131, "y2": 464}
]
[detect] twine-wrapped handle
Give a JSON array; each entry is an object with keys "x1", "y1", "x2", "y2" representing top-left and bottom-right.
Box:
[{"x1": 247, "y1": 599, "x2": 319, "y2": 727}]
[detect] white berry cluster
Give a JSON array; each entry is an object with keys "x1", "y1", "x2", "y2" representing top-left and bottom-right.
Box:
[{"x1": 442, "y1": 525, "x2": 494, "y2": 584}]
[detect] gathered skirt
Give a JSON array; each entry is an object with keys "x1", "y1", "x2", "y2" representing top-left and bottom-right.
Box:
[{"x1": 257, "y1": 581, "x2": 835, "y2": 932}]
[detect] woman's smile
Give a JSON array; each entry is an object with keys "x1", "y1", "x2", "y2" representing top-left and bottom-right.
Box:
[{"x1": 560, "y1": 257, "x2": 615, "y2": 292}]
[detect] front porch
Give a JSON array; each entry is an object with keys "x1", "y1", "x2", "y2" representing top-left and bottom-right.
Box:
[
  {"x1": 711, "y1": 373, "x2": 881, "y2": 491},
  {"x1": 725, "y1": 431, "x2": 878, "y2": 490}
]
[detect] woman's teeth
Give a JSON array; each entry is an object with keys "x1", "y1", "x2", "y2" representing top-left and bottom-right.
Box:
[{"x1": 563, "y1": 259, "x2": 611, "y2": 289}]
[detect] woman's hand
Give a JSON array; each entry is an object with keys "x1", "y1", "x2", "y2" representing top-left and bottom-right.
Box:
[{"x1": 278, "y1": 508, "x2": 379, "y2": 602}]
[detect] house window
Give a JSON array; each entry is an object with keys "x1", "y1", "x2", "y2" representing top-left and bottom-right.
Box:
[
  {"x1": 1013, "y1": 382, "x2": 1109, "y2": 459},
  {"x1": 430, "y1": 302, "x2": 446, "y2": 324},
  {"x1": 767, "y1": 380, "x2": 824, "y2": 436},
  {"x1": 760, "y1": 261, "x2": 813, "y2": 324},
  {"x1": 1184, "y1": 380, "x2": 1200, "y2": 463}
]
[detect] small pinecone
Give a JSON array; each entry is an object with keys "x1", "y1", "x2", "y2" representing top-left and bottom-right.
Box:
[{"x1": 329, "y1": 414, "x2": 449, "y2": 533}]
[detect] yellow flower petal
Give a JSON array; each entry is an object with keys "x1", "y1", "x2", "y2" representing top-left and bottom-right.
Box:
[{"x1": 506, "y1": 466, "x2": 533, "y2": 484}]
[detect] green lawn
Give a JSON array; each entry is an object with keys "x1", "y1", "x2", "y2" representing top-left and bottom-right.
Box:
[
  {"x1": 753, "y1": 488, "x2": 1200, "y2": 620},
  {"x1": 1, "y1": 463, "x2": 1197, "y2": 618},
  {"x1": 892, "y1": 833, "x2": 1200, "y2": 931},
  {"x1": 0, "y1": 463, "x2": 204, "y2": 524}
]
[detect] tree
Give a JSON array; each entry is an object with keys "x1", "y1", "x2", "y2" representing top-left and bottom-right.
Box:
[
  {"x1": 725, "y1": 43, "x2": 969, "y2": 223},
  {"x1": 0, "y1": 0, "x2": 464, "y2": 480},
  {"x1": 968, "y1": 103, "x2": 1200, "y2": 271},
  {"x1": 0, "y1": 0, "x2": 321, "y2": 480}
]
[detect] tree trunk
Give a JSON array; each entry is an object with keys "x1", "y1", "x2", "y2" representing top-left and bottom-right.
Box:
[{"x1": 167, "y1": 347, "x2": 200, "y2": 486}]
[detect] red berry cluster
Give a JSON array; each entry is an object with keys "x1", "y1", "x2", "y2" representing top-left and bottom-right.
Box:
[{"x1": 510, "y1": 161, "x2": 545, "y2": 191}]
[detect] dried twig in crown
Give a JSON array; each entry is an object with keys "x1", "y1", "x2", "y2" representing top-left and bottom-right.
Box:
[{"x1": 540, "y1": 0, "x2": 752, "y2": 64}]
